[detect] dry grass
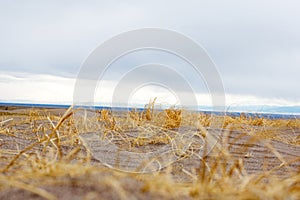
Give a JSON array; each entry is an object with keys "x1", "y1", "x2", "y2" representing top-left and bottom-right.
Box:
[{"x1": 0, "y1": 103, "x2": 299, "y2": 199}]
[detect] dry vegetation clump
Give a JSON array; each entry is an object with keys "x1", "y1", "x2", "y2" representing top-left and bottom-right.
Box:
[
  {"x1": 220, "y1": 114, "x2": 300, "y2": 145},
  {"x1": 0, "y1": 103, "x2": 299, "y2": 199}
]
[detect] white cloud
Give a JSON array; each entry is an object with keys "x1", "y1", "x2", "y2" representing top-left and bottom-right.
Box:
[
  {"x1": 0, "y1": 73, "x2": 74, "y2": 103},
  {"x1": 0, "y1": 1, "x2": 300, "y2": 104},
  {"x1": 1, "y1": 72, "x2": 299, "y2": 110}
]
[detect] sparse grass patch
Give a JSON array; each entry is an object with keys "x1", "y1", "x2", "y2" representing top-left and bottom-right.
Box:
[{"x1": 0, "y1": 103, "x2": 299, "y2": 199}]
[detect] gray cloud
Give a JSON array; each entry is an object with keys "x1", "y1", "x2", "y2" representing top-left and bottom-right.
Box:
[{"x1": 0, "y1": 0, "x2": 300, "y2": 101}]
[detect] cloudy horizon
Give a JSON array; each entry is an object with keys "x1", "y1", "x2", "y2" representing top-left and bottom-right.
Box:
[{"x1": 1, "y1": 0, "x2": 300, "y2": 109}]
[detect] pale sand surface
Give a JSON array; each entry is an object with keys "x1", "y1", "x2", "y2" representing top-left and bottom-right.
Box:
[{"x1": 0, "y1": 107, "x2": 299, "y2": 199}]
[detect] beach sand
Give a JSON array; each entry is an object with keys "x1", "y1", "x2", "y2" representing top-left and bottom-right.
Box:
[{"x1": 0, "y1": 106, "x2": 299, "y2": 199}]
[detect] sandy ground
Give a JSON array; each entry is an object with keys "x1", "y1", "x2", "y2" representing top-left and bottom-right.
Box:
[{"x1": 0, "y1": 107, "x2": 299, "y2": 199}]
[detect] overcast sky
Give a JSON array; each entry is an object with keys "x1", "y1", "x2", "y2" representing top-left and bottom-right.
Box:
[{"x1": 0, "y1": 0, "x2": 299, "y2": 107}]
